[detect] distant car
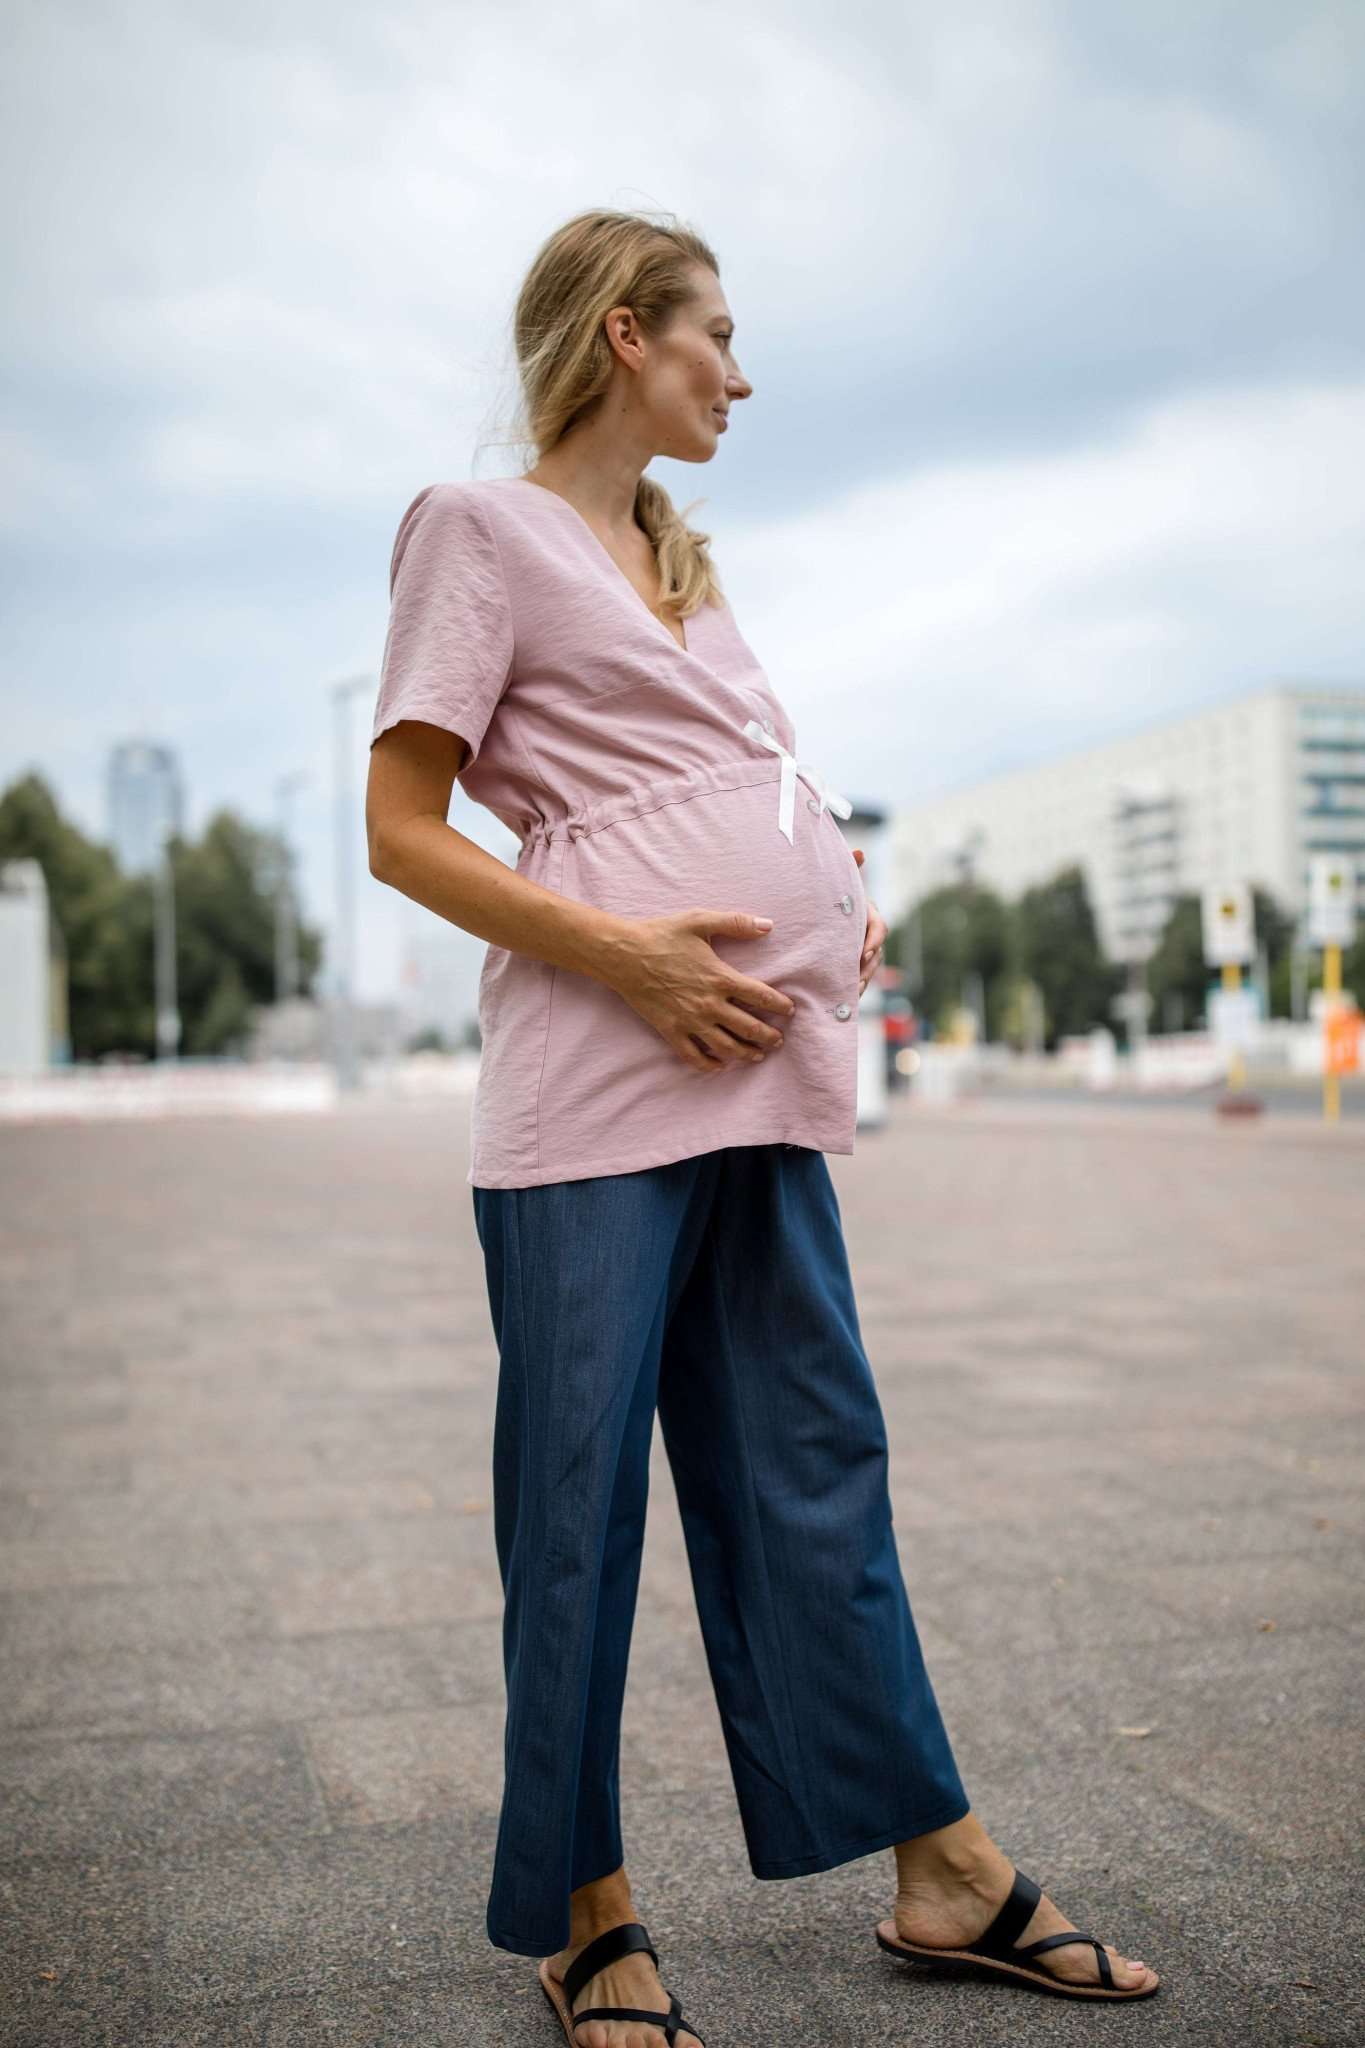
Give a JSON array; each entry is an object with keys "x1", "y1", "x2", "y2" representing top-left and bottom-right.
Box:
[{"x1": 882, "y1": 994, "x2": 918, "y2": 1090}]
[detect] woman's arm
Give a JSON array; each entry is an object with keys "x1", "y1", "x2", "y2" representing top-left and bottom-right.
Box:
[{"x1": 368, "y1": 721, "x2": 623, "y2": 984}]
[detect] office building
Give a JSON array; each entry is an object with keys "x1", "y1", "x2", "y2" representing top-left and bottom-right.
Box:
[
  {"x1": 889, "y1": 684, "x2": 1365, "y2": 962},
  {"x1": 107, "y1": 739, "x2": 185, "y2": 876}
]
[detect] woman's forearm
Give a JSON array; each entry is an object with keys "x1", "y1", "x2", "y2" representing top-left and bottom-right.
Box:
[{"x1": 372, "y1": 816, "x2": 634, "y2": 988}]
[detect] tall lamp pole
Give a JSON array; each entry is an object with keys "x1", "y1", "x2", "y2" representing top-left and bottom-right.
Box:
[
  {"x1": 329, "y1": 674, "x2": 373, "y2": 1094},
  {"x1": 153, "y1": 826, "x2": 182, "y2": 1062},
  {"x1": 905, "y1": 832, "x2": 985, "y2": 1025},
  {"x1": 273, "y1": 770, "x2": 308, "y2": 1006}
]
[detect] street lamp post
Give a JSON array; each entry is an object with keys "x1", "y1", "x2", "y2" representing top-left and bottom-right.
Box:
[
  {"x1": 904, "y1": 830, "x2": 986, "y2": 1028},
  {"x1": 153, "y1": 828, "x2": 181, "y2": 1061},
  {"x1": 329, "y1": 674, "x2": 373, "y2": 1094},
  {"x1": 273, "y1": 770, "x2": 308, "y2": 1007}
]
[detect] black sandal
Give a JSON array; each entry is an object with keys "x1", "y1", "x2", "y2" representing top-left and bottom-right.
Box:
[
  {"x1": 538, "y1": 1920, "x2": 707, "y2": 2044},
  {"x1": 876, "y1": 1865, "x2": 1159, "y2": 2002}
]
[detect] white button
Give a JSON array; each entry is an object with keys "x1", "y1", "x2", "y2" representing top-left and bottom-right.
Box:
[
  {"x1": 807, "y1": 795, "x2": 820, "y2": 813},
  {"x1": 834, "y1": 1001, "x2": 853, "y2": 1020},
  {"x1": 838, "y1": 894, "x2": 854, "y2": 914}
]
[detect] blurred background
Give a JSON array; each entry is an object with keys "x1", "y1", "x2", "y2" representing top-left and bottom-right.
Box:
[{"x1": 3, "y1": 0, "x2": 1363, "y2": 1116}]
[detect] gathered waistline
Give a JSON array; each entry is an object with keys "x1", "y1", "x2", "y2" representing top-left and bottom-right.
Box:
[{"x1": 517, "y1": 730, "x2": 852, "y2": 854}]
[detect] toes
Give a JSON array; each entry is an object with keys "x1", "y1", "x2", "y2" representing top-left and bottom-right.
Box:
[{"x1": 1107, "y1": 1945, "x2": 1158, "y2": 1991}]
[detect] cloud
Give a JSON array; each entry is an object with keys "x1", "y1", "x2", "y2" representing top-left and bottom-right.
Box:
[
  {"x1": 2, "y1": 0, "x2": 1362, "y2": 1022},
  {"x1": 723, "y1": 375, "x2": 1365, "y2": 804}
]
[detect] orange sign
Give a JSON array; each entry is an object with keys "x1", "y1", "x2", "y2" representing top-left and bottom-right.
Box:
[{"x1": 1325, "y1": 1005, "x2": 1362, "y2": 1076}]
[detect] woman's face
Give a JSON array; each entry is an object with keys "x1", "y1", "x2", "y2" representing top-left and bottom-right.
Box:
[{"x1": 608, "y1": 266, "x2": 753, "y2": 463}]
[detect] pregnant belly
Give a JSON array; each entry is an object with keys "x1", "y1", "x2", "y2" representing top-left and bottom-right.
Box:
[
  {"x1": 473, "y1": 779, "x2": 867, "y2": 1176},
  {"x1": 562, "y1": 777, "x2": 867, "y2": 1032}
]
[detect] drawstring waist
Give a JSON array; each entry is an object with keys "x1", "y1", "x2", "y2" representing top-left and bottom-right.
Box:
[{"x1": 517, "y1": 720, "x2": 852, "y2": 855}]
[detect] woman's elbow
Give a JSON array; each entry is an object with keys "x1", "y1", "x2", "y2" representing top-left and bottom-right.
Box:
[{"x1": 368, "y1": 830, "x2": 399, "y2": 882}]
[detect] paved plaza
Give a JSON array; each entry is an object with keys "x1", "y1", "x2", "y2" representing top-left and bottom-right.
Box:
[{"x1": 2, "y1": 1091, "x2": 1362, "y2": 2047}]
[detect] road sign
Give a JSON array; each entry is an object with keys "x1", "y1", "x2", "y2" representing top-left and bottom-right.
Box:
[
  {"x1": 1201, "y1": 882, "x2": 1254, "y2": 967},
  {"x1": 1308, "y1": 855, "x2": 1357, "y2": 948},
  {"x1": 1208, "y1": 986, "x2": 1259, "y2": 1053}
]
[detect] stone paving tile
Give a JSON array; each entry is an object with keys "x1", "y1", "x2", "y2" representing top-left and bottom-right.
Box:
[
  {"x1": 1123, "y1": 1554, "x2": 1365, "y2": 1635},
  {"x1": 3, "y1": 1852, "x2": 153, "y2": 2045},
  {"x1": 1, "y1": 1626, "x2": 449, "y2": 1739},
  {"x1": 303, "y1": 1701, "x2": 509, "y2": 1825},
  {"x1": 934, "y1": 1614, "x2": 1359, "y2": 1752},
  {"x1": 0, "y1": 1726, "x2": 325, "y2": 1861},
  {"x1": 0, "y1": 1579, "x2": 272, "y2": 1661},
  {"x1": 0, "y1": 1501, "x2": 262, "y2": 1594},
  {"x1": 388, "y1": 1616, "x2": 509, "y2": 1705},
  {"x1": 2, "y1": 1096, "x2": 1362, "y2": 2047},
  {"x1": 141, "y1": 1818, "x2": 496, "y2": 2003},
  {"x1": 1139, "y1": 1720, "x2": 1364, "y2": 1863}
]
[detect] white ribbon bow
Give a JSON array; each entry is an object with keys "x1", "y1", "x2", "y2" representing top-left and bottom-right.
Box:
[{"x1": 742, "y1": 718, "x2": 853, "y2": 844}]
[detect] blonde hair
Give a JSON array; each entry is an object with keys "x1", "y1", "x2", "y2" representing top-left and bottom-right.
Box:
[{"x1": 499, "y1": 208, "x2": 728, "y2": 620}]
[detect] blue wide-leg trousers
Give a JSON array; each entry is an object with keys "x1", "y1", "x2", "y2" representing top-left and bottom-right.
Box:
[{"x1": 471, "y1": 1142, "x2": 969, "y2": 1958}]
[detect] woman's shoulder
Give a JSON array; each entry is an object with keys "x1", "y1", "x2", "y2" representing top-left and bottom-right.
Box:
[
  {"x1": 386, "y1": 479, "x2": 524, "y2": 606},
  {"x1": 397, "y1": 475, "x2": 572, "y2": 557},
  {"x1": 392, "y1": 476, "x2": 514, "y2": 530}
]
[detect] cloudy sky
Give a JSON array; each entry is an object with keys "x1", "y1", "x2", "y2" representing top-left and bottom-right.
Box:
[{"x1": 4, "y1": 0, "x2": 1363, "y2": 1015}]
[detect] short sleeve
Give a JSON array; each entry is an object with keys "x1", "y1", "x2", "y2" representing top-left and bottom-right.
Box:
[{"x1": 369, "y1": 483, "x2": 514, "y2": 768}]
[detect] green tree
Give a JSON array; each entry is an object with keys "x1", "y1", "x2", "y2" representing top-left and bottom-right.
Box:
[
  {"x1": 0, "y1": 774, "x2": 149, "y2": 1056},
  {"x1": 174, "y1": 811, "x2": 322, "y2": 1046},
  {"x1": 895, "y1": 881, "x2": 1011, "y2": 1039},
  {"x1": 1346, "y1": 932, "x2": 1365, "y2": 1007},
  {"x1": 1146, "y1": 896, "x2": 1211, "y2": 1029},
  {"x1": 1013, "y1": 865, "x2": 1121, "y2": 1048},
  {"x1": 0, "y1": 773, "x2": 323, "y2": 1060}
]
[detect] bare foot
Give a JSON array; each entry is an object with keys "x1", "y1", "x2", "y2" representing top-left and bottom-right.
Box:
[
  {"x1": 888, "y1": 1816, "x2": 1159, "y2": 1995},
  {"x1": 547, "y1": 1927, "x2": 704, "y2": 2048}
]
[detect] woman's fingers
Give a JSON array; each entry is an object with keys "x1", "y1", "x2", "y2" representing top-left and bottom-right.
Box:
[{"x1": 694, "y1": 1021, "x2": 769, "y2": 1068}]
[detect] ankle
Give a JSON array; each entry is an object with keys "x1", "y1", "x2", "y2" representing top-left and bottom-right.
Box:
[
  {"x1": 567, "y1": 1866, "x2": 636, "y2": 1949},
  {"x1": 895, "y1": 1813, "x2": 998, "y2": 1890}
]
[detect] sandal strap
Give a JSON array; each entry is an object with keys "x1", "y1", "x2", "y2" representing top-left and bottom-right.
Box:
[
  {"x1": 1018, "y1": 1930, "x2": 1113, "y2": 1989},
  {"x1": 561, "y1": 1921, "x2": 658, "y2": 2010},
  {"x1": 968, "y1": 1867, "x2": 1043, "y2": 1958},
  {"x1": 572, "y1": 1992, "x2": 695, "y2": 2045}
]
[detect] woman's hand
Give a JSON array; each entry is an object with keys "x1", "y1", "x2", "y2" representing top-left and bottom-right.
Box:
[
  {"x1": 600, "y1": 907, "x2": 797, "y2": 1075},
  {"x1": 852, "y1": 848, "x2": 887, "y2": 998}
]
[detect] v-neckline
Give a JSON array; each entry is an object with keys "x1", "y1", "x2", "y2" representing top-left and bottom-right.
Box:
[{"x1": 505, "y1": 475, "x2": 689, "y2": 654}]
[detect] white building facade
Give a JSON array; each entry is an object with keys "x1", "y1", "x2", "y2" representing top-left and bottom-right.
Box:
[{"x1": 890, "y1": 684, "x2": 1365, "y2": 963}]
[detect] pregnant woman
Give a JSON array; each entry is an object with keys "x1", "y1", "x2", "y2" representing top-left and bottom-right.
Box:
[{"x1": 365, "y1": 207, "x2": 1159, "y2": 2046}]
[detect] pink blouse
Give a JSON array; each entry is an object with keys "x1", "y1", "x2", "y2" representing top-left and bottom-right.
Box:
[{"x1": 369, "y1": 476, "x2": 867, "y2": 1188}]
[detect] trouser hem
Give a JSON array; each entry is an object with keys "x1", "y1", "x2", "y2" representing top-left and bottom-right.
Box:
[
  {"x1": 747, "y1": 1793, "x2": 973, "y2": 1879},
  {"x1": 488, "y1": 1924, "x2": 562, "y2": 1958}
]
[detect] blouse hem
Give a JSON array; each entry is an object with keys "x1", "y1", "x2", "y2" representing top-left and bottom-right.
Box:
[{"x1": 467, "y1": 1121, "x2": 856, "y2": 1190}]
